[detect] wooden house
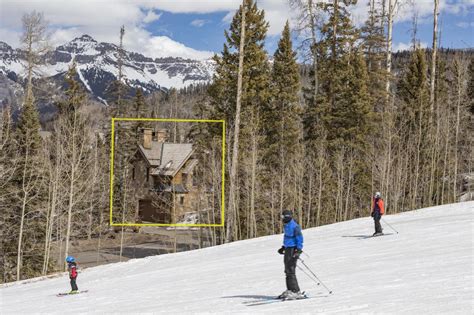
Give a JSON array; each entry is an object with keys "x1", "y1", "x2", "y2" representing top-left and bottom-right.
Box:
[{"x1": 131, "y1": 128, "x2": 200, "y2": 224}]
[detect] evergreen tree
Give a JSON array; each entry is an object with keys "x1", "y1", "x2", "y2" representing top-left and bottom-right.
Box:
[
  {"x1": 305, "y1": 1, "x2": 373, "y2": 151},
  {"x1": 208, "y1": 0, "x2": 271, "y2": 239},
  {"x1": 397, "y1": 49, "x2": 430, "y2": 136},
  {"x1": 304, "y1": 0, "x2": 373, "y2": 220},
  {"x1": 132, "y1": 88, "x2": 149, "y2": 146},
  {"x1": 361, "y1": 0, "x2": 387, "y2": 111},
  {"x1": 397, "y1": 48, "x2": 430, "y2": 207},
  {"x1": 11, "y1": 76, "x2": 47, "y2": 281},
  {"x1": 263, "y1": 21, "x2": 302, "y2": 215},
  {"x1": 16, "y1": 97, "x2": 42, "y2": 154}
]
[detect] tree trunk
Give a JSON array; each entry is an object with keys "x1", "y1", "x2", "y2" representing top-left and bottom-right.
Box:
[
  {"x1": 430, "y1": 0, "x2": 439, "y2": 110},
  {"x1": 226, "y1": 0, "x2": 246, "y2": 243},
  {"x1": 64, "y1": 113, "x2": 77, "y2": 271},
  {"x1": 385, "y1": 0, "x2": 396, "y2": 100}
]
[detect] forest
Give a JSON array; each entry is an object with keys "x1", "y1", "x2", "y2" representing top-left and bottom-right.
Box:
[{"x1": 1, "y1": 0, "x2": 473, "y2": 283}]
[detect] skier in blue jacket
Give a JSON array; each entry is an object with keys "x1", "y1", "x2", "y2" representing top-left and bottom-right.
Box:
[{"x1": 277, "y1": 209, "x2": 304, "y2": 299}]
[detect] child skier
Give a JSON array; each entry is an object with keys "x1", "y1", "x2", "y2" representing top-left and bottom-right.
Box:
[
  {"x1": 66, "y1": 256, "x2": 79, "y2": 293},
  {"x1": 277, "y1": 209, "x2": 304, "y2": 300},
  {"x1": 371, "y1": 192, "x2": 385, "y2": 236}
]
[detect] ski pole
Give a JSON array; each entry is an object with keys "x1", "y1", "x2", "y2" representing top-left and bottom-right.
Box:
[
  {"x1": 303, "y1": 251, "x2": 310, "y2": 259},
  {"x1": 296, "y1": 264, "x2": 320, "y2": 285},
  {"x1": 298, "y1": 258, "x2": 333, "y2": 294},
  {"x1": 382, "y1": 218, "x2": 399, "y2": 234}
]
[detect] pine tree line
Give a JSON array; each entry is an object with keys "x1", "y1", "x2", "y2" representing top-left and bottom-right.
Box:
[{"x1": 203, "y1": 0, "x2": 473, "y2": 241}]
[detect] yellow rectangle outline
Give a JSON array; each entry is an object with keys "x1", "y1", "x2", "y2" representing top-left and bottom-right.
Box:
[{"x1": 109, "y1": 117, "x2": 226, "y2": 227}]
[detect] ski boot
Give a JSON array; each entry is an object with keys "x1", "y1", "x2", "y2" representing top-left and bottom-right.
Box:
[
  {"x1": 277, "y1": 290, "x2": 292, "y2": 299},
  {"x1": 284, "y1": 291, "x2": 306, "y2": 300},
  {"x1": 69, "y1": 290, "x2": 79, "y2": 294}
]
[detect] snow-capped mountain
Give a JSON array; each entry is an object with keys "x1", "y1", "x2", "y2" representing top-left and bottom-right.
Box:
[{"x1": 0, "y1": 34, "x2": 215, "y2": 105}]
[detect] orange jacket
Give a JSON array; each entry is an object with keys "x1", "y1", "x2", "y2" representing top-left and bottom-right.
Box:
[{"x1": 371, "y1": 198, "x2": 385, "y2": 214}]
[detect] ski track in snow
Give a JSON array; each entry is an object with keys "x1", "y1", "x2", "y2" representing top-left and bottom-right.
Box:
[{"x1": 1, "y1": 202, "x2": 473, "y2": 314}]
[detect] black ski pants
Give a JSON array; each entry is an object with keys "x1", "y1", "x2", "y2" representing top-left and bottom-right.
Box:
[
  {"x1": 70, "y1": 278, "x2": 78, "y2": 291},
  {"x1": 284, "y1": 247, "x2": 300, "y2": 292},
  {"x1": 373, "y1": 211, "x2": 383, "y2": 233}
]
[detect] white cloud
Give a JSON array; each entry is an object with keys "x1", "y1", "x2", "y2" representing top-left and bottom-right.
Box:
[
  {"x1": 0, "y1": 28, "x2": 21, "y2": 47},
  {"x1": 190, "y1": 19, "x2": 209, "y2": 27},
  {"x1": 143, "y1": 10, "x2": 162, "y2": 24},
  {"x1": 1, "y1": 0, "x2": 472, "y2": 59},
  {"x1": 393, "y1": 41, "x2": 428, "y2": 52},
  {"x1": 221, "y1": 11, "x2": 234, "y2": 24},
  {"x1": 141, "y1": 35, "x2": 214, "y2": 59},
  {"x1": 349, "y1": 0, "x2": 474, "y2": 26},
  {"x1": 120, "y1": 27, "x2": 213, "y2": 59},
  {"x1": 0, "y1": 0, "x2": 214, "y2": 59},
  {"x1": 456, "y1": 21, "x2": 474, "y2": 28}
]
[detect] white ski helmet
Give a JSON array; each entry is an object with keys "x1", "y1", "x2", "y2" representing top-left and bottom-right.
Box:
[{"x1": 375, "y1": 192, "x2": 381, "y2": 198}]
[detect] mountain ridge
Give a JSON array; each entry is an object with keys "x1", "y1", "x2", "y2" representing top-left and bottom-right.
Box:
[{"x1": 0, "y1": 34, "x2": 215, "y2": 107}]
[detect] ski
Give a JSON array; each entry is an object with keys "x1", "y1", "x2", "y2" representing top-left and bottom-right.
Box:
[
  {"x1": 370, "y1": 232, "x2": 394, "y2": 238},
  {"x1": 245, "y1": 292, "x2": 327, "y2": 306},
  {"x1": 56, "y1": 290, "x2": 88, "y2": 297},
  {"x1": 245, "y1": 295, "x2": 314, "y2": 306},
  {"x1": 358, "y1": 232, "x2": 394, "y2": 239}
]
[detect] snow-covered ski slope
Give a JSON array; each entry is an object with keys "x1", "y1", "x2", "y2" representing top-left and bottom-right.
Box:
[{"x1": 1, "y1": 202, "x2": 473, "y2": 314}]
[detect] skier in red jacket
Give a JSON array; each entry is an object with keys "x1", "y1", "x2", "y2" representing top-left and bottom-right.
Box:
[
  {"x1": 371, "y1": 192, "x2": 385, "y2": 236},
  {"x1": 66, "y1": 256, "x2": 79, "y2": 293}
]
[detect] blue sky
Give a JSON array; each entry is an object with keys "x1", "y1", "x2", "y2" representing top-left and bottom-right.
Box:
[
  {"x1": 1, "y1": 0, "x2": 473, "y2": 60},
  {"x1": 147, "y1": 5, "x2": 474, "y2": 55}
]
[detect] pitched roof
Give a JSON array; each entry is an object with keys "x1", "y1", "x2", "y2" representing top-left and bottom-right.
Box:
[
  {"x1": 138, "y1": 142, "x2": 194, "y2": 177},
  {"x1": 138, "y1": 142, "x2": 163, "y2": 166},
  {"x1": 182, "y1": 159, "x2": 198, "y2": 174}
]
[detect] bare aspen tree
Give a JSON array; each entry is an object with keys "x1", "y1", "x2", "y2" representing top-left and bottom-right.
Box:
[
  {"x1": 226, "y1": 0, "x2": 246, "y2": 242},
  {"x1": 15, "y1": 11, "x2": 49, "y2": 282},
  {"x1": 117, "y1": 26, "x2": 125, "y2": 114},
  {"x1": 42, "y1": 134, "x2": 62, "y2": 275},
  {"x1": 20, "y1": 11, "x2": 49, "y2": 103},
  {"x1": 385, "y1": 0, "x2": 398, "y2": 99},
  {"x1": 430, "y1": 0, "x2": 439, "y2": 111},
  {"x1": 452, "y1": 55, "x2": 468, "y2": 201},
  {"x1": 16, "y1": 144, "x2": 41, "y2": 281},
  {"x1": 289, "y1": 0, "x2": 321, "y2": 98}
]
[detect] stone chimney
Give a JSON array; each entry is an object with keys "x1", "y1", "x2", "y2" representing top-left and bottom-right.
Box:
[
  {"x1": 156, "y1": 129, "x2": 169, "y2": 143},
  {"x1": 143, "y1": 128, "x2": 153, "y2": 149}
]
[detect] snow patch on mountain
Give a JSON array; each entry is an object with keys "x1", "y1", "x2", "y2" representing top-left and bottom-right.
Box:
[{"x1": 0, "y1": 35, "x2": 215, "y2": 105}]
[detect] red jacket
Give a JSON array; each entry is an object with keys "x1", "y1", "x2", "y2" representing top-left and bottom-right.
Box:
[
  {"x1": 371, "y1": 197, "x2": 385, "y2": 215},
  {"x1": 68, "y1": 262, "x2": 77, "y2": 279}
]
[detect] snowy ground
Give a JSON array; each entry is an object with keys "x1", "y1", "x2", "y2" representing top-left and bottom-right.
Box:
[{"x1": 1, "y1": 202, "x2": 473, "y2": 314}]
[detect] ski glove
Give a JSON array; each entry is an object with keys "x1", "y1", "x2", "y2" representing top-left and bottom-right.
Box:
[
  {"x1": 278, "y1": 246, "x2": 285, "y2": 255},
  {"x1": 293, "y1": 249, "x2": 302, "y2": 259}
]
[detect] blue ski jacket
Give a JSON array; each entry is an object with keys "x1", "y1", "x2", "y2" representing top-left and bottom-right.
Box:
[{"x1": 283, "y1": 219, "x2": 303, "y2": 250}]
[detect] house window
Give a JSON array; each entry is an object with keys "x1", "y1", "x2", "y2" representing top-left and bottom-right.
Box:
[
  {"x1": 180, "y1": 196, "x2": 184, "y2": 205},
  {"x1": 132, "y1": 167, "x2": 135, "y2": 180},
  {"x1": 146, "y1": 167, "x2": 149, "y2": 182}
]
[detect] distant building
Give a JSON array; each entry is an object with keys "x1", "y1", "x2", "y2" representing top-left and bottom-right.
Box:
[{"x1": 130, "y1": 128, "x2": 200, "y2": 224}]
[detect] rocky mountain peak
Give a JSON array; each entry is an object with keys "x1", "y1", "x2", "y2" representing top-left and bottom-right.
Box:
[
  {"x1": 72, "y1": 34, "x2": 97, "y2": 43},
  {"x1": 0, "y1": 35, "x2": 214, "y2": 108}
]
